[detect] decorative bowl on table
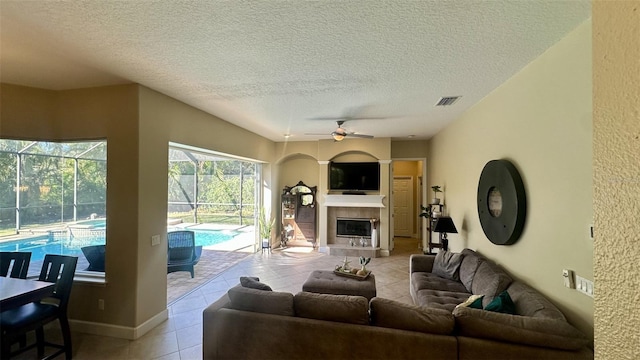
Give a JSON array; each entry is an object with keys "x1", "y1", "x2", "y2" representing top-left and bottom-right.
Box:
[{"x1": 333, "y1": 266, "x2": 371, "y2": 280}]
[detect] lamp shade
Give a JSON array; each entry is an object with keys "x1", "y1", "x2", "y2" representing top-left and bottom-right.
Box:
[{"x1": 433, "y1": 216, "x2": 458, "y2": 234}]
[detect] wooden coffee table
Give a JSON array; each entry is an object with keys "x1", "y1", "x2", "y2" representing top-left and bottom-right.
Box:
[{"x1": 302, "y1": 270, "x2": 377, "y2": 300}]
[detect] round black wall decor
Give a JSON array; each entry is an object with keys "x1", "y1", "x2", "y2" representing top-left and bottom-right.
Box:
[{"x1": 477, "y1": 159, "x2": 526, "y2": 245}]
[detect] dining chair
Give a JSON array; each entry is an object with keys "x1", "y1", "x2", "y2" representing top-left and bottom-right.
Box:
[
  {"x1": 0, "y1": 254, "x2": 78, "y2": 360},
  {"x1": 0, "y1": 252, "x2": 32, "y2": 279}
]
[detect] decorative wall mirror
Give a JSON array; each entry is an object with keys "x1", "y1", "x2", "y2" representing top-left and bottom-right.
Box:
[
  {"x1": 477, "y1": 159, "x2": 527, "y2": 245},
  {"x1": 290, "y1": 183, "x2": 315, "y2": 206}
]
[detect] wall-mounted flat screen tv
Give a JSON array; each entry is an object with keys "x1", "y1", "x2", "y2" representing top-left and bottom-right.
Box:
[{"x1": 329, "y1": 162, "x2": 380, "y2": 191}]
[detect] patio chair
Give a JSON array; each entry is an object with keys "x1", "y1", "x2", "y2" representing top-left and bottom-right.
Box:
[
  {"x1": 0, "y1": 251, "x2": 32, "y2": 279},
  {"x1": 1, "y1": 254, "x2": 78, "y2": 360},
  {"x1": 81, "y1": 245, "x2": 106, "y2": 272},
  {"x1": 167, "y1": 231, "x2": 202, "y2": 278}
]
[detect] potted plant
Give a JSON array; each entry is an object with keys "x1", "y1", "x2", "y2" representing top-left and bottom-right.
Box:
[
  {"x1": 357, "y1": 256, "x2": 371, "y2": 276},
  {"x1": 419, "y1": 205, "x2": 432, "y2": 219},
  {"x1": 431, "y1": 185, "x2": 442, "y2": 204},
  {"x1": 259, "y1": 207, "x2": 275, "y2": 248}
]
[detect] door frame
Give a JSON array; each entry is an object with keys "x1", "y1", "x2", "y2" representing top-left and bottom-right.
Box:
[{"x1": 391, "y1": 157, "x2": 427, "y2": 250}]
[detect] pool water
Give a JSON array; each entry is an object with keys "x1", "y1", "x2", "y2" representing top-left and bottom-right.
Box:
[{"x1": 0, "y1": 229, "x2": 239, "y2": 262}]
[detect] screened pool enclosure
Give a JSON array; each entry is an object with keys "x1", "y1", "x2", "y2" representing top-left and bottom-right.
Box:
[
  {"x1": 168, "y1": 147, "x2": 259, "y2": 227},
  {"x1": 0, "y1": 139, "x2": 107, "y2": 235}
]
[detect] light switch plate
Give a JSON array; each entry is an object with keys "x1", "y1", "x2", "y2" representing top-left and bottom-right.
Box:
[{"x1": 151, "y1": 235, "x2": 161, "y2": 246}]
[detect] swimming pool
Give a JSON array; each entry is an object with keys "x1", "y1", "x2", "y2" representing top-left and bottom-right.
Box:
[{"x1": 0, "y1": 228, "x2": 239, "y2": 262}]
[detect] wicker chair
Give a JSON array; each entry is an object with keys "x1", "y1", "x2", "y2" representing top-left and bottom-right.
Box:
[{"x1": 167, "y1": 231, "x2": 202, "y2": 278}]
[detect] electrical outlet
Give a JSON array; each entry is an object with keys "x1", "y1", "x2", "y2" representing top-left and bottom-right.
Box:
[
  {"x1": 151, "y1": 235, "x2": 161, "y2": 246},
  {"x1": 562, "y1": 269, "x2": 575, "y2": 289},
  {"x1": 98, "y1": 299, "x2": 105, "y2": 310}
]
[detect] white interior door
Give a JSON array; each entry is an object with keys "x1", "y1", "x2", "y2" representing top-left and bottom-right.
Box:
[{"x1": 393, "y1": 177, "x2": 413, "y2": 237}]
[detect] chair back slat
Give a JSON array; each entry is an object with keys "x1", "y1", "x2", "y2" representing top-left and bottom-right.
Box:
[
  {"x1": 0, "y1": 252, "x2": 32, "y2": 279},
  {"x1": 38, "y1": 254, "x2": 78, "y2": 312}
]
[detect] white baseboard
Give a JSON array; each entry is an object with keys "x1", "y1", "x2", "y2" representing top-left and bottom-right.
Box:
[{"x1": 69, "y1": 309, "x2": 169, "y2": 340}]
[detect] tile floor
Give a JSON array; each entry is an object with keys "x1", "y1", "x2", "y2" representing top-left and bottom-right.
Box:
[{"x1": 12, "y1": 238, "x2": 422, "y2": 359}]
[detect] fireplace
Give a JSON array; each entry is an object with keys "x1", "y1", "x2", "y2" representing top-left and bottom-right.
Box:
[{"x1": 336, "y1": 218, "x2": 372, "y2": 238}]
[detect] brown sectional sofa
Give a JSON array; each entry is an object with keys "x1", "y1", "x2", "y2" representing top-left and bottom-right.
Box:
[
  {"x1": 411, "y1": 249, "x2": 593, "y2": 359},
  {"x1": 203, "y1": 249, "x2": 593, "y2": 359}
]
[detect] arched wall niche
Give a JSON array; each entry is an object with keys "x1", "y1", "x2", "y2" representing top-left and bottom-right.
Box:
[
  {"x1": 278, "y1": 153, "x2": 320, "y2": 192},
  {"x1": 317, "y1": 138, "x2": 391, "y2": 161},
  {"x1": 330, "y1": 150, "x2": 379, "y2": 162}
]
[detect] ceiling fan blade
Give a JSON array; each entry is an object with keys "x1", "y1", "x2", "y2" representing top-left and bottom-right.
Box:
[
  {"x1": 304, "y1": 133, "x2": 331, "y2": 135},
  {"x1": 308, "y1": 117, "x2": 349, "y2": 121},
  {"x1": 348, "y1": 133, "x2": 374, "y2": 139},
  {"x1": 308, "y1": 116, "x2": 387, "y2": 121}
]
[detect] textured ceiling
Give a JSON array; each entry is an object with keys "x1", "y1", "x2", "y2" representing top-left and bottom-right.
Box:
[{"x1": 0, "y1": 1, "x2": 591, "y2": 142}]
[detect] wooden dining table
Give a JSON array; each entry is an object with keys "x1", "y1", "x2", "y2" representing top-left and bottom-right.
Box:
[{"x1": 0, "y1": 276, "x2": 55, "y2": 311}]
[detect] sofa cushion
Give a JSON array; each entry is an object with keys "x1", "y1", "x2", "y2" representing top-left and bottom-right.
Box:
[
  {"x1": 484, "y1": 290, "x2": 516, "y2": 314},
  {"x1": 432, "y1": 250, "x2": 464, "y2": 281},
  {"x1": 240, "y1": 276, "x2": 273, "y2": 291},
  {"x1": 453, "y1": 306, "x2": 589, "y2": 351},
  {"x1": 370, "y1": 297, "x2": 455, "y2": 335},
  {"x1": 459, "y1": 249, "x2": 484, "y2": 292},
  {"x1": 414, "y1": 289, "x2": 472, "y2": 312},
  {"x1": 411, "y1": 272, "x2": 469, "y2": 294},
  {"x1": 471, "y1": 261, "x2": 513, "y2": 307},
  {"x1": 227, "y1": 285, "x2": 294, "y2": 316},
  {"x1": 294, "y1": 292, "x2": 369, "y2": 325},
  {"x1": 506, "y1": 281, "x2": 566, "y2": 320}
]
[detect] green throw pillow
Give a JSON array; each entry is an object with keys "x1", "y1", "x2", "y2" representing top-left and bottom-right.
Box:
[{"x1": 484, "y1": 290, "x2": 516, "y2": 314}]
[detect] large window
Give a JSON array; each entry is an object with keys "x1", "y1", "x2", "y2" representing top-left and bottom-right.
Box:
[{"x1": 0, "y1": 139, "x2": 107, "y2": 276}]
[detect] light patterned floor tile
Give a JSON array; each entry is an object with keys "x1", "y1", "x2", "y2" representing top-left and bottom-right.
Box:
[{"x1": 8, "y1": 237, "x2": 420, "y2": 359}]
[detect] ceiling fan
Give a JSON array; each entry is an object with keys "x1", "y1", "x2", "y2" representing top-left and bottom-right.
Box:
[{"x1": 306, "y1": 120, "x2": 374, "y2": 141}]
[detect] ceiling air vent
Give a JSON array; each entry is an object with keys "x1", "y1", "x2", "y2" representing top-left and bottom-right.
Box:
[{"x1": 435, "y1": 96, "x2": 461, "y2": 106}]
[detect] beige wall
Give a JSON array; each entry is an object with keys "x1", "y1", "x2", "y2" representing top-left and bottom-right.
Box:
[
  {"x1": 136, "y1": 86, "x2": 277, "y2": 324},
  {"x1": 0, "y1": 84, "x2": 56, "y2": 137},
  {"x1": 0, "y1": 84, "x2": 276, "y2": 331},
  {"x1": 593, "y1": 1, "x2": 640, "y2": 357},
  {"x1": 1, "y1": 84, "x2": 141, "y2": 326},
  {"x1": 428, "y1": 20, "x2": 594, "y2": 338},
  {"x1": 390, "y1": 139, "x2": 428, "y2": 159},
  {"x1": 278, "y1": 154, "x2": 320, "y2": 192}
]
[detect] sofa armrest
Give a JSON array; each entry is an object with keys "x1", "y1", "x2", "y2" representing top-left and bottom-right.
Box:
[
  {"x1": 203, "y1": 292, "x2": 231, "y2": 359},
  {"x1": 410, "y1": 254, "x2": 435, "y2": 274}
]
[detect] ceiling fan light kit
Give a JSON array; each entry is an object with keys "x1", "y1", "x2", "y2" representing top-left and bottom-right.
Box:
[
  {"x1": 332, "y1": 131, "x2": 346, "y2": 142},
  {"x1": 306, "y1": 120, "x2": 374, "y2": 141}
]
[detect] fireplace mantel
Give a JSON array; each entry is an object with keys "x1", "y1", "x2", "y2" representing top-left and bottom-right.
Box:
[{"x1": 323, "y1": 194, "x2": 385, "y2": 208}]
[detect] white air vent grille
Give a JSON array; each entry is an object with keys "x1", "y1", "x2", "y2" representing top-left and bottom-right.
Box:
[{"x1": 435, "y1": 96, "x2": 461, "y2": 106}]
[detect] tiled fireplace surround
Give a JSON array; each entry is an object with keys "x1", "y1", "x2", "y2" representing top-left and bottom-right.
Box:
[
  {"x1": 328, "y1": 207, "x2": 379, "y2": 245},
  {"x1": 326, "y1": 206, "x2": 381, "y2": 257}
]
